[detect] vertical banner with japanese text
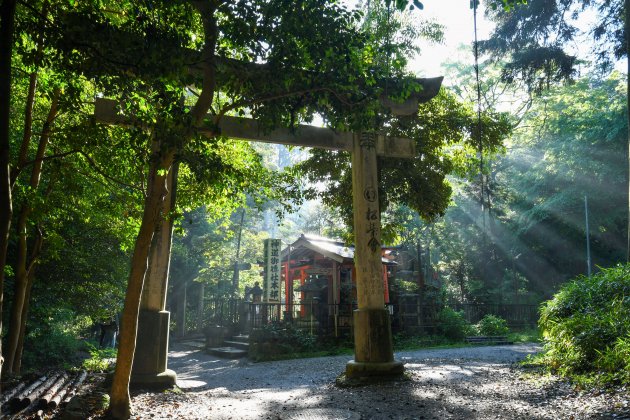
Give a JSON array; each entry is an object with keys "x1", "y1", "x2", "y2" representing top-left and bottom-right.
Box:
[{"x1": 263, "y1": 238, "x2": 282, "y2": 302}]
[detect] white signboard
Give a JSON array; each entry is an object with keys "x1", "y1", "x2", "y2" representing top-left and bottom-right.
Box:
[{"x1": 263, "y1": 239, "x2": 282, "y2": 302}]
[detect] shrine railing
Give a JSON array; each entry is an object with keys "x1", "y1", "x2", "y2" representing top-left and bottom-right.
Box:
[{"x1": 202, "y1": 298, "x2": 539, "y2": 337}]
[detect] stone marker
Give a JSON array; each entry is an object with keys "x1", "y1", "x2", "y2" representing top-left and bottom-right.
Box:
[{"x1": 344, "y1": 133, "x2": 403, "y2": 379}]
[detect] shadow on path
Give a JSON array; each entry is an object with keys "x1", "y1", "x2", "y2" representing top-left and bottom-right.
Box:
[{"x1": 128, "y1": 343, "x2": 623, "y2": 419}]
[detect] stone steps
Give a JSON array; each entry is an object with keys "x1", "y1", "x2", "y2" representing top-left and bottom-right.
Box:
[
  {"x1": 223, "y1": 340, "x2": 249, "y2": 351},
  {"x1": 208, "y1": 334, "x2": 249, "y2": 359},
  {"x1": 208, "y1": 346, "x2": 248, "y2": 359}
]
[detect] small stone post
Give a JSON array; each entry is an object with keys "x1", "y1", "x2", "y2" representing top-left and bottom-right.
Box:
[{"x1": 345, "y1": 132, "x2": 404, "y2": 379}]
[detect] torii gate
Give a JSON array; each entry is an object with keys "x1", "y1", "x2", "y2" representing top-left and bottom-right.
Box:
[{"x1": 95, "y1": 75, "x2": 442, "y2": 386}]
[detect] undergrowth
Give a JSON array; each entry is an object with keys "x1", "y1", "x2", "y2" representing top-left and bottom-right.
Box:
[
  {"x1": 536, "y1": 264, "x2": 630, "y2": 387},
  {"x1": 82, "y1": 342, "x2": 117, "y2": 372},
  {"x1": 248, "y1": 322, "x2": 353, "y2": 362}
]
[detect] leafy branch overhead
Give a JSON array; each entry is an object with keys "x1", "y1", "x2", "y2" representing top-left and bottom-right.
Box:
[{"x1": 298, "y1": 89, "x2": 511, "y2": 230}]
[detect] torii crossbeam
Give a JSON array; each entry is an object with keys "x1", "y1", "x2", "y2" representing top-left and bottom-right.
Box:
[{"x1": 95, "y1": 75, "x2": 442, "y2": 384}]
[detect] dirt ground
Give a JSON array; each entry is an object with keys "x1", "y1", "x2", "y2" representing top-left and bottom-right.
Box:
[{"x1": 125, "y1": 343, "x2": 629, "y2": 420}]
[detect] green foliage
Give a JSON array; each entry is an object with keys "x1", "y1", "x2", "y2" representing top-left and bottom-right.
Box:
[
  {"x1": 485, "y1": 0, "x2": 528, "y2": 11},
  {"x1": 298, "y1": 89, "x2": 511, "y2": 232},
  {"x1": 82, "y1": 342, "x2": 117, "y2": 373},
  {"x1": 507, "y1": 328, "x2": 541, "y2": 343},
  {"x1": 538, "y1": 264, "x2": 630, "y2": 385},
  {"x1": 249, "y1": 322, "x2": 318, "y2": 361},
  {"x1": 425, "y1": 71, "x2": 627, "y2": 306},
  {"x1": 436, "y1": 307, "x2": 474, "y2": 341},
  {"x1": 593, "y1": 335, "x2": 630, "y2": 385},
  {"x1": 21, "y1": 307, "x2": 86, "y2": 372},
  {"x1": 475, "y1": 314, "x2": 510, "y2": 336},
  {"x1": 483, "y1": 0, "x2": 625, "y2": 84},
  {"x1": 395, "y1": 280, "x2": 420, "y2": 294}
]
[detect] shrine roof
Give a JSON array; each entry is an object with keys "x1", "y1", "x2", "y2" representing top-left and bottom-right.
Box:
[{"x1": 281, "y1": 234, "x2": 395, "y2": 265}]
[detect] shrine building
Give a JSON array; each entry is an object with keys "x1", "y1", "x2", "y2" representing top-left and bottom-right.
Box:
[{"x1": 279, "y1": 234, "x2": 397, "y2": 335}]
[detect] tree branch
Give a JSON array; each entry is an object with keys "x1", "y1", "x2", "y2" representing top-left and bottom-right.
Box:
[
  {"x1": 19, "y1": 149, "x2": 143, "y2": 194},
  {"x1": 215, "y1": 86, "x2": 370, "y2": 123},
  {"x1": 77, "y1": 150, "x2": 144, "y2": 194}
]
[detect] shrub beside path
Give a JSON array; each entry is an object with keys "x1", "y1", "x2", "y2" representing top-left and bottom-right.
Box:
[{"x1": 127, "y1": 343, "x2": 629, "y2": 419}]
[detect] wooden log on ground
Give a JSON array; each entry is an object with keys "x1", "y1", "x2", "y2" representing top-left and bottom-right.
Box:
[
  {"x1": 38, "y1": 372, "x2": 69, "y2": 408},
  {"x1": 10, "y1": 374, "x2": 48, "y2": 409},
  {"x1": 18, "y1": 372, "x2": 63, "y2": 409},
  {"x1": 62, "y1": 370, "x2": 88, "y2": 404},
  {"x1": 0, "y1": 382, "x2": 26, "y2": 405},
  {"x1": 48, "y1": 371, "x2": 82, "y2": 409},
  {"x1": 49, "y1": 380, "x2": 71, "y2": 408}
]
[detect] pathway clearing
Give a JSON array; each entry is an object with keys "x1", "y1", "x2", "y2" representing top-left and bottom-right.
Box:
[{"x1": 127, "y1": 343, "x2": 628, "y2": 419}]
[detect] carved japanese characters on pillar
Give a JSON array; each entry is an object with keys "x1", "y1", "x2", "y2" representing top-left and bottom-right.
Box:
[
  {"x1": 360, "y1": 131, "x2": 380, "y2": 251},
  {"x1": 352, "y1": 131, "x2": 386, "y2": 310}
]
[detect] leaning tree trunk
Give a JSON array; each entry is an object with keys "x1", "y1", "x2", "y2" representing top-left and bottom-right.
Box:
[
  {"x1": 108, "y1": 148, "x2": 175, "y2": 419},
  {"x1": 10, "y1": 1, "x2": 46, "y2": 186},
  {"x1": 11, "y1": 72, "x2": 37, "y2": 186},
  {"x1": 12, "y1": 265, "x2": 35, "y2": 373},
  {"x1": 3, "y1": 88, "x2": 58, "y2": 373},
  {"x1": 12, "y1": 229, "x2": 42, "y2": 374},
  {"x1": 2, "y1": 26, "x2": 40, "y2": 376},
  {"x1": 0, "y1": 0, "x2": 18, "y2": 383},
  {"x1": 108, "y1": 3, "x2": 218, "y2": 417}
]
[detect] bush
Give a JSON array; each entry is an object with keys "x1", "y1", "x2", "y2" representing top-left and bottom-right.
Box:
[
  {"x1": 476, "y1": 314, "x2": 510, "y2": 336},
  {"x1": 21, "y1": 308, "x2": 87, "y2": 371},
  {"x1": 538, "y1": 264, "x2": 630, "y2": 385},
  {"x1": 507, "y1": 328, "x2": 541, "y2": 343},
  {"x1": 82, "y1": 342, "x2": 117, "y2": 372},
  {"x1": 436, "y1": 307, "x2": 473, "y2": 341}
]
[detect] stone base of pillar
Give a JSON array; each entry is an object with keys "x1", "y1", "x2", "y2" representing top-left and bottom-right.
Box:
[
  {"x1": 130, "y1": 310, "x2": 176, "y2": 389},
  {"x1": 345, "y1": 308, "x2": 404, "y2": 379},
  {"x1": 129, "y1": 369, "x2": 177, "y2": 389},
  {"x1": 345, "y1": 360, "x2": 404, "y2": 378}
]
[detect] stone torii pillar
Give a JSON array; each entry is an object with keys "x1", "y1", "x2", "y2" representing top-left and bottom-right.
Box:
[
  {"x1": 130, "y1": 165, "x2": 178, "y2": 387},
  {"x1": 95, "y1": 75, "x2": 442, "y2": 386},
  {"x1": 345, "y1": 132, "x2": 403, "y2": 378}
]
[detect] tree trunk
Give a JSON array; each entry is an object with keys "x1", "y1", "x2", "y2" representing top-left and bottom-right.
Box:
[
  {"x1": 3, "y1": 208, "x2": 30, "y2": 373},
  {"x1": 12, "y1": 228, "x2": 42, "y2": 374},
  {"x1": 416, "y1": 240, "x2": 424, "y2": 288},
  {"x1": 11, "y1": 0, "x2": 47, "y2": 187},
  {"x1": 12, "y1": 264, "x2": 35, "y2": 373},
  {"x1": 140, "y1": 162, "x2": 178, "y2": 312},
  {"x1": 231, "y1": 208, "x2": 245, "y2": 293},
  {"x1": 3, "y1": 88, "x2": 58, "y2": 373},
  {"x1": 0, "y1": 0, "x2": 18, "y2": 382},
  {"x1": 12, "y1": 72, "x2": 37, "y2": 185},
  {"x1": 109, "y1": 4, "x2": 217, "y2": 417},
  {"x1": 176, "y1": 279, "x2": 187, "y2": 338},
  {"x1": 197, "y1": 283, "x2": 204, "y2": 333},
  {"x1": 1, "y1": 1, "x2": 47, "y2": 378},
  {"x1": 108, "y1": 148, "x2": 175, "y2": 419}
]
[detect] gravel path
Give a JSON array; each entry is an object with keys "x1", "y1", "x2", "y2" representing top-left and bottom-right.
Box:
[{"x1": 128, "y1": 343, "x2": 629, "y2": 419}]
